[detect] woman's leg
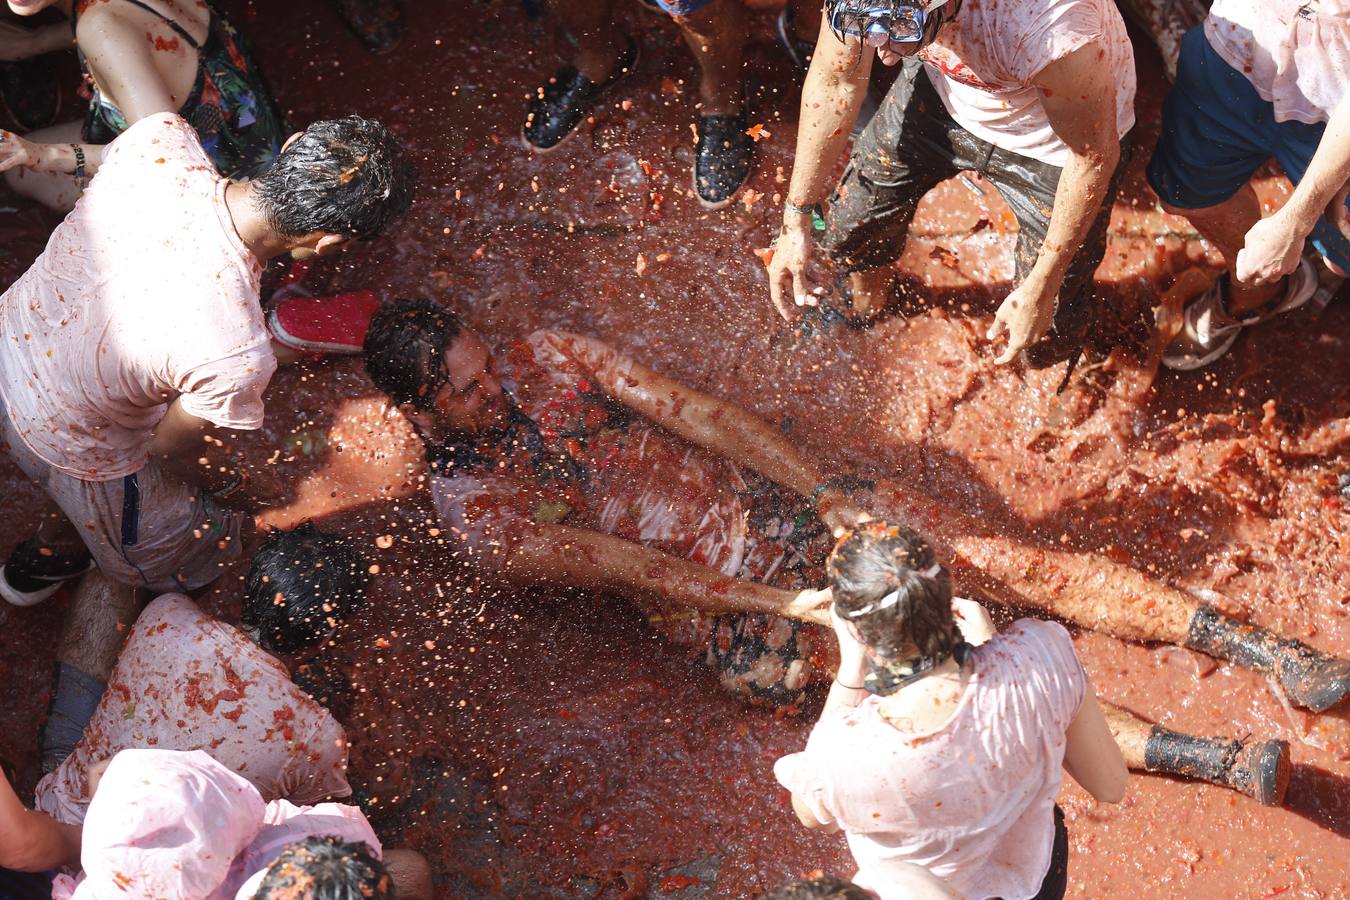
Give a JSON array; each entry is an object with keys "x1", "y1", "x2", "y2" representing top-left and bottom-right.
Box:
[{"x1": 3, "y1": 120, "x2": 84, "y2": 213}]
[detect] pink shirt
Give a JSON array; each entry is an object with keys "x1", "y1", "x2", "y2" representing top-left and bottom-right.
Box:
[
  {"x1": 1206, "y1": 0, "x2": 1350, "y2": 124},
  {"x1": 0, "y1": 113, "x2": 275, "y2": 481},
  {"x1": 35, "y1": 594, "x2": 351, "y2": 824},
  {"x1": 51, "y1": 749, "x2": 381, "y2": 900},
  {"x1": 920, "y1": 0, "x2": 1136, "y2": 166},
  {"x1": 774, "y1": 621, "x2": 1087, "y2": 900}
]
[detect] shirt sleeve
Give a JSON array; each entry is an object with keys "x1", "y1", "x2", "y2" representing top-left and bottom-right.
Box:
[
  {"x1": 176, "y1": 344, "x2": 278, "y2": 431},
  {"x1": 1006, "y1": 0, "x2": 1108, "y2": 84},
  {"x1": 1023, "y1": 620, "x2": 1089, "y2": 725},
  {"x1": 282, "y1": 711, "x2": 353, "y2": 805},
  {"x1": 772, "y1": 719, "x2": 849, "y2": 826}
]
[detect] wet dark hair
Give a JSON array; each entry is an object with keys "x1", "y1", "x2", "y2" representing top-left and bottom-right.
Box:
[
  {"x1": 763, "y1": 874, "x2": 875, "y2": 900},
  {"x1": 252, "y1": 116, "x2": 416, "y2": 241},
  {"x1": 363, "y1": 298, "x2": 463, "y2": 409},
  {"x1": 251, "y1": 836, "x2": 393, "y2": 900},
  {"x1": 827, "y1": 521, "x2": 958, "y2": 662},
  {"x1": 242, "y1": 524, "x2": 370, "y2": 655}
]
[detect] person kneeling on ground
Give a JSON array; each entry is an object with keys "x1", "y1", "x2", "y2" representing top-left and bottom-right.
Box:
[
  {"x1": 361, "y1": 298, "x2": 1335, "y2": 804},
  {"x1": 0, "y1": 110, "x2": 414, "y2": 770},
  {"x1": 49, "y1": 748, "x2": 431, "y2": 899},
  {"x1": 767, "y1": 0, "x2": 1136, "y2": 380},
  {"x1": 33, "y1": 526, "x2": 365, "y2": 825},
  {"x1": 776, "y1": 522, "x2": 1128, "y2": 900},
  {"x1": 1145, "y1": 0, "x2": 1350, "y2": 369}
]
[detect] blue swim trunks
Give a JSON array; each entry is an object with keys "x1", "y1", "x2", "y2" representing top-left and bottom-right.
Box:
[
  {"x1": 1147, "y1": 26, "x2": 1350, "y2": 271},
  {"x1": 653, "y1": 0, "x2": 713, "y2": 15}
]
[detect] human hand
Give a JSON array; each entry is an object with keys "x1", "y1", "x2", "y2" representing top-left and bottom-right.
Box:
[
  {"x1": 815, "y1": 486, "x2": 871, "y2": 536},
  {"x1": 766, "y1": 221, "x2": 824, "y2": 322},
  {"x1": 0, "y1": 131, "x2": 42, "y2": 174},
  {"x1": 950, "y1": 596, "x2": 995, "y2": 646},
  {"x1": 784, "y1": 587, "x2": 833, "y2": 626},
  {"x1": 1235, "y1": 211, "x2": 1306, "y2": 286},
  {"x1": 986, "y1": 278, "x2": 1057, "y2": 364}
]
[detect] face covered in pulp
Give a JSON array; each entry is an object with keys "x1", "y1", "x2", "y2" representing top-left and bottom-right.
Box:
[{"x1": 425, "y1": 329, "x2": 508, "y2": 435}]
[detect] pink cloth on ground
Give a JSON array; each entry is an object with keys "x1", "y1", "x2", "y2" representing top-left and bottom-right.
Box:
[
  {"x1": 51, "y1": 749, "x2": 265, "y2": 900},
  {"x1": 919, "y1": 0, "x2": 1137, "y2": 166},
  {"x1": 35, "y1": 594, "x2": 351, "y2": 825},
  {"x1": 50, "y1": 749, "x2": 382, "y2": 900},
  {"x1": 0, "y1": 112, "x2": 275, "y2": 482},
  {"x1": 774, "y1": 620, "x2": 1087, "y2": 900},
  {"x1": 1205, "y1": 0, "x2": 1350, "y2": 124}
]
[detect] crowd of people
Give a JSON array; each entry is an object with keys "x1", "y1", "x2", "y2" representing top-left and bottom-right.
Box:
[{"x1": 0, "y1": 0, "x2": 1345, "y2": 896}]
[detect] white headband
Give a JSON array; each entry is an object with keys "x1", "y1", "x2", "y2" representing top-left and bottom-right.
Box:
[{"x1": 860, "y1": 562, "x2": 944, "y2": 613}]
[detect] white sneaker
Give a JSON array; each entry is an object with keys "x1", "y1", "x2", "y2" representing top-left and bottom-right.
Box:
[{"x1": 1161, "y1": 258, "x2": 1318, "y2": 371}]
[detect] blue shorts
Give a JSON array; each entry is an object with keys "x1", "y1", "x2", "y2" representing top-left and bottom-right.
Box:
[
  {"x1": 653, "y1": 0, "x2": 713, "y2": 16},
  {"x1": 1147, "y1": 26, "x2": 1350, "y2": 271}
]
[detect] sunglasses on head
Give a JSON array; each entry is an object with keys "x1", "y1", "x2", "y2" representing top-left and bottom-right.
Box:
[{"x1": 828, "y1": 0, "x2": 949, "y2": 47}]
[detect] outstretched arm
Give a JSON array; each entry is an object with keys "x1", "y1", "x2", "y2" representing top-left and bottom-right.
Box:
[
  {"x1": 534, "y1": 330, "x2": 865, "y2": 527},
  {"x1": 0, "y1": 768, "x2": 81, "y2": 872},
  {"x1": 501, "y1": 523, "x2": 832, "y2": 626}
]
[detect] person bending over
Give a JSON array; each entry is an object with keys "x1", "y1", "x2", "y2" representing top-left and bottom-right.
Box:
[
  {"x1": 0, "y1": 111, "x2": 413, "y2": 768},
  {"x1": 32, "y1": 526, "x2": 366, "y2": 824},
  {"x1": 776, "y1": 523, "x2": 1128, "y2": 900},
  {"x1": 0, "y1": 0, "x2": 286, "y2": 210},
  {"x1": 49, "y1": 748, "x2": 431, "y2": 899},
  {"x1": 361, "y1": 298, "x2": 1340, "y2": 803},
  {"x1": 767, "y1": 0, "x2": 1136, "y2": 378},
  {"x1": 522, "y1": 0, "x2": 754, "y2": 208},
  {"x1": 1146, "y1": 0, "x2": 1350, "y2": 369}
]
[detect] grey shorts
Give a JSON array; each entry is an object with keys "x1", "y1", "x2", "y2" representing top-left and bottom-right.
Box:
[
  {"x1": 0, "y1": 410, "x2": 245, "y2": 593},
  {"x1": 821, "y1": 59, "x2": 1131, "y2": 363}
]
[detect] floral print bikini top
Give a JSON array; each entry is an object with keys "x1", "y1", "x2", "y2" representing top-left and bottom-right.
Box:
[{"x1": 74, "y1": 0, "x2": 288, "y2": 178}]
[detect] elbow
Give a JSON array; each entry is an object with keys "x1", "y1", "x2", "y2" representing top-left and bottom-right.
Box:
[{"x1": 1093, "y1": 768, "x2": 1129, "y2": 804}]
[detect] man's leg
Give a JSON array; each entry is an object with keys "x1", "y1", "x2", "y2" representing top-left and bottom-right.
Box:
[
  {"x1": 523, "y1": 0, "x2": 635, "y2": 151},
  {"x1": 820, "y1": 60, "x2": 962, "y2": 321},
  {"x1": 41, "y1": 572, "x2": 142, "y2": 772},
  {"x1": 1102, "y1": 701, "x2": 1291, "y2": 806},
  {"x1": 1161, "y1": 184, "x2": 1281, "y2": 314}
]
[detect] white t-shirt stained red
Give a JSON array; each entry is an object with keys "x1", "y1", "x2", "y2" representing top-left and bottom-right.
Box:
[
  {"x1": 1206, "y1": 0, "x2": 1350, "y2": 124},
  {"x1": 0, "y1": 113, "x2": 275, "y2": 481},
  {"x1": 774, "y1": 620, "x2": 1087, "y2": 900},
  {"x1": 920, "y1": 0, "x2": 1137, "y2": 166}
]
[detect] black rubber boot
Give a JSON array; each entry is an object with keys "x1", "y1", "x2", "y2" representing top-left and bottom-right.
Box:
[
  {"x1": 1184, "y1": 604, "x2": 1350, "y2": 713},
  {"x1": 1144, "y1": 726, "x2": 1290, "y2": 806},
  {"x1": 693, "y1": 112, "x2": 753, "y2": 209},
  {"x1": 522, "y1": 39, "x2": 638, "y2": 152}
]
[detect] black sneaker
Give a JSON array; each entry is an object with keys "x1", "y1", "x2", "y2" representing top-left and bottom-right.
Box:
[
  {"x1": 522, "y1": 38, "x2": 639, "y2": 153},
  {"x1": 0, "y1": 535, "x2": 93, "y2": 608},
  {"x1": 0, "y1": 55, "x2": 62, "y2": 132},
  {"x1": 693, "y1": 112, "x2": 753, "y2": 210},
  {"x1": 330, "y1": 0, "x2": 403, "y2": 54}
]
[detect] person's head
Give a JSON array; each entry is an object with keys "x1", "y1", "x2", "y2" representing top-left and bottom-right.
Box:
[
  {"x1": 827, "y1": 521, "x2": 958, "y2": 664},
  {"x1": 763, "y1": 873, "x2": 876, "y2": 900},
  {"x1": 823, "y1": 0, "x2": 960, "y2": 64},
  {"x1": 250, "y1": 116, "x2": 416, "y2": 259},
  {"x1": 251, "y1": 836, "x2": 393, "y2": 900},
  {"x1": 241, "y1": 524, "x2": 370, "y2": 655},
  {"x1": 363, "y1": 298, "x2": 508, "y2": 437}
]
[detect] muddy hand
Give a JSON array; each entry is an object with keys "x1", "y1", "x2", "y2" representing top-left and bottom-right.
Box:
[
  {"x1": 784, "y1": 587, "x2": 833, "y2": 626},
  {"x1": 0, "y1": 131, "x2": 41, "y2": 174},
  {"x1": 987, "y1": 280, "x2": 1055, "y2": 365},
  {"x1": 767, "y1": 223, "x2": 822, "y2": 323},
  {"x1": 1235, "y1": 211, "x2": 1305, "y2": 287}
]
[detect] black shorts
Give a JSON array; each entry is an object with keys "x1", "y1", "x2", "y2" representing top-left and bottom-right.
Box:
[
  {"x1": 821, "y1": 59, "x2": 1130, "y2": 347},
  {"x1": 1031, "y1": 805, "x2": 1070, "y2": 900}
]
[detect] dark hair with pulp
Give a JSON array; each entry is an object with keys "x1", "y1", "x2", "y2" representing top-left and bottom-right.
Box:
[
  {"x1": 242, "y1": 523, "x2": 370, "y2": 655},
  {"x1": 763, "y1": 873, "x2": 875, "y2": 900},
  {"x1": 363, "y1": 298, "x2": 463, "y2": 408},
  {"x1": 251, "y1": 835, "x2": 393, "y2": 900},
  {"x1": 827, "y1": 521, "x2": 958, "y2": 662},
  {"x1": 252, "y1": 115, "x2": 416, "y2": 240}
]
